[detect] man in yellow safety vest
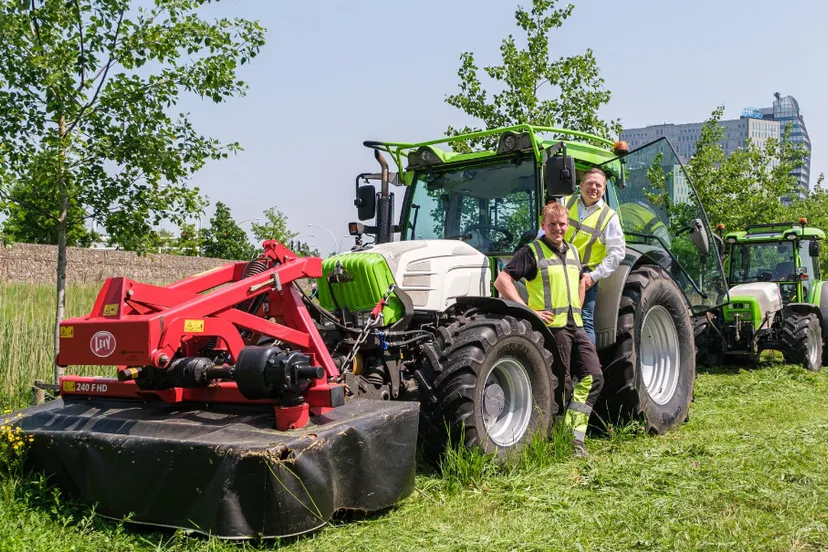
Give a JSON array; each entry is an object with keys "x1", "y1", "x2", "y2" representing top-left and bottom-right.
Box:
[{"x1": 495, "y1": 202, "x2": 604, "y2": 458}]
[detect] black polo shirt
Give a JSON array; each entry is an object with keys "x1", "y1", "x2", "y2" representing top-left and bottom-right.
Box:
[{"x1": 503, "y1": 237, "x2": 583, "y2": 282}]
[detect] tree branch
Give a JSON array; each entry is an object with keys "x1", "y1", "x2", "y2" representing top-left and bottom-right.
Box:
[
  {"x1": 0, "y1": 187, "x2": 60, "y2": 222},
  {"x1": 67, "y1": 7, "x2": 125, "y2": 136},
  {"x1": 29, "y1": 0, "x2": 42, "y2": 44},
  {"x1": 73, "y1": 0, "x2": 85, "y2": 90}
]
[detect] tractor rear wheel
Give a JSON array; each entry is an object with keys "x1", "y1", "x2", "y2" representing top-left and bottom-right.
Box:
[
  {"x1": 417, "y1": 313, "x2": 556, "y2": 464},
  {"x1": 596, "y1": 265, "x2": 695, "y2": 433},
  {"x1": 781, "y1": 312, "x2": 822, "y2": 372}
]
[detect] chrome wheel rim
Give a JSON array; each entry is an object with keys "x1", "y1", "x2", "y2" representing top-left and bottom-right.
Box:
[
  {"x1": 640, "y1": 305, "x2": 681, "y2": 405},
  {"x1": 807, "y1": 324, "x2": 820, "y2": 368},
  {"x1": 481, "y1": 356, "x2": 533, "y2": 447}
]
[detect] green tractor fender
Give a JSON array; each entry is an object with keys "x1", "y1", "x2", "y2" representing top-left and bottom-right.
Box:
[
  {"x1": 592, "y1": 248, "x2": 644, "y2": 350},
  {"x1": 810, "y1": 280, "x2": 828, "y2": 337}
]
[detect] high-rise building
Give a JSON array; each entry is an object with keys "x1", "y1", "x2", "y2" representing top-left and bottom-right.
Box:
[{"x1": 620, "y1": 94, "x2": 811, "y2": 194}]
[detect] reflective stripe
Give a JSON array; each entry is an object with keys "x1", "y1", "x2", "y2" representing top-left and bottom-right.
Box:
[
  {"x1": 531, "y1": 241, "x2": 554, "y2": 311},
  {"x1": 567, "y1": 402, "x2": 593, "y2": 415},
  {"x1": 566, "y1": 194, "x2": 579, "y2": 209},
  {"x1": 573, "y1": 429, "x2": 586, "y2": 442},
  {"x1": 582, "y1": 209, "x2": 613, "y2": 267}
]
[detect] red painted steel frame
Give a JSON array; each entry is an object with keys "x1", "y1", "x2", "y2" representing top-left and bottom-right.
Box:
[
  {"x1": 55, "y1": 241, "x2": 343, "y2": 429},
  {"x1": 57, "y1": 240, "x2": 338, "y2": 377}
]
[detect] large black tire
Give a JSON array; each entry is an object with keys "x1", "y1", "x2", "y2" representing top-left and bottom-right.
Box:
[
  {"x1": 595, "y1": 265, "x2": 696, "y2": 434},
  {"x1": 781, "y1": 312, "x2": 822, "y2": 372},
  {"x1": 416, "y1": 312, "x2": 557, "y2": 463}
]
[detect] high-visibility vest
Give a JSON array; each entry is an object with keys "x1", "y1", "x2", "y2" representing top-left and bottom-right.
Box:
[
  {"x1": 526, "y1": 239, "x2": 583, "y2": 328},
  {"x1": 563, "y1": 194, "x2": 617, "y2": 271}
]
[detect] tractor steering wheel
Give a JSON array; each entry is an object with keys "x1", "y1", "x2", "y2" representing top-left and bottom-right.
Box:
[{"x1": 462, "y1": 224, "x2": 514, "y2": 243}]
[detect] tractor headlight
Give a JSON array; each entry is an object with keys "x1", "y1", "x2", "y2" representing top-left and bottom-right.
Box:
[
  {"x1": 496, "y1": 131, "x2": 533, "y2": 154},
  {"x1": 407, "y1": 146, "x2": 444, "y2": 168}
]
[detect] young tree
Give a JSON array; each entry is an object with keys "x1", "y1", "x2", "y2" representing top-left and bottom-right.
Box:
[
  {"x1": 445, "y1": 0, "x2": 620, "y2": 151},
  {"x1": 176, "y1": 222, "x2": 202, "y2": 257},
  {"x1": 0, "y1": 1, "x2": 265, "y2": 382},
  {"x1": 201, "y1": 202, "x2": 256, "y2": 260},
  {"x1": 250, "y1": 206, "x2": 298, "y2": 246}
]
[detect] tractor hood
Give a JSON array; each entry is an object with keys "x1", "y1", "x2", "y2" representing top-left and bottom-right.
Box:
[
  {"x1": 317, "y1": 240, "x2": 491, "y2": 324},
  {"x1": 724, "y1": 282, "x2": 783, "y2": 325}
]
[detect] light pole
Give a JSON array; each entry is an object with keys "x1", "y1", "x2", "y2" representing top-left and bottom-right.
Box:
[
  {"x1": 338, "y1": 234, "x2": 354, "y2": 253},
  {"x1": 308, "y1": 224, "x2": 337, "y2": 256}
]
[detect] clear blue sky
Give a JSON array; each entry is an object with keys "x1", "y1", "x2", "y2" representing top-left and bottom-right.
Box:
[{"x1": 181, "y1": 0, "x2": 828, "y2": 254}]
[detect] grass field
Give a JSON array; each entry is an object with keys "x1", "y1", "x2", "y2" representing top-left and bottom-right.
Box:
[{"x1": 1, "y1": 285, "x2": 827, "y2": 551}]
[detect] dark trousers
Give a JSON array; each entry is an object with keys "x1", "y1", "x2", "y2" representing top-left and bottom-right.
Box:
[{"x1": 551, "y1": 322, "x2": 604, "y2": 443}]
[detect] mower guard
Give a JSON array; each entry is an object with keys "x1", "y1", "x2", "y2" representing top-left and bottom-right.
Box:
[{"x1": 12, "y1": 396, "x2": 419, "y2": 539}]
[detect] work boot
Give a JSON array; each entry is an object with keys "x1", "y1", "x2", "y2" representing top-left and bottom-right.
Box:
[{"x1": 574, "y1": 441, "x2": 589, "y2": 458}]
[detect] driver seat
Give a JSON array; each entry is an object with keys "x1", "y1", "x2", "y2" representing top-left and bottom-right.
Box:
[{"x1": 773, "y1": 261, "x2": 794, "y2": 281}]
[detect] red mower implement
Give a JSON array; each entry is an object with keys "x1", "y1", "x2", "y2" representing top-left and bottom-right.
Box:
[{"x1": 12, "y1": 241, "x2": 418, "y2": 539}]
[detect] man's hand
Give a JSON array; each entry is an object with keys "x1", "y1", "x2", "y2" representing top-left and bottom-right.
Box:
[
  {"x1": 582, "y1": 273, "x2": 595, "y2": 289},
  {"x1": 535, "y1": 310, "x2": 555, "y2": 325}
]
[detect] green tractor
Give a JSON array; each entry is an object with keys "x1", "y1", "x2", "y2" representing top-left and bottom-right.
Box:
[
  {"x1": 695, "y1": 220, "x2": 826, "y2": 370},
  {"x1": 312, "y1": 125, "x2": 729, "y2": 460}
]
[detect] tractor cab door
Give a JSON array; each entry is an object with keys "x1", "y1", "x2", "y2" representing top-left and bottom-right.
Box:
[{"x1": 599, "y1": 138, "x2": 730, "y2": 313}]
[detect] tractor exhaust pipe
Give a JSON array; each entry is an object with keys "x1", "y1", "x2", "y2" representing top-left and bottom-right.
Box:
[{"x1": 374, "y1": 149, "x2": 394, "y2": 244}]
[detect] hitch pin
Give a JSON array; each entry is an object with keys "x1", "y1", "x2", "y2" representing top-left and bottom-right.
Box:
[{"x1": 248, "y1": 273, "x2": 283, "y2": 294}]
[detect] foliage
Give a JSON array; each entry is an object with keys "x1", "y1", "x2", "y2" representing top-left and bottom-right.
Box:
[
  {"x1": 175, "y1": 222, "x2": 202, "y2": 257},
  {"x1": 686, "y1": 106, "x2": 807, "y2": 233},
  {"x1": 783, "y1": 172, "x2": 828, "y2": 275},
  {"x1": 287, "y1": 239, "x2": 320, "y2": 257},
  {"x1": 250, "y1": 206, "x2": 298, "y2": 246},
  {"x1": 444, "y1": 0, "x2": 621, "y2": 151},
  {"x1": 0, "y1": 0, "x2": 266, "y2": 378},
  {"x1": 0, "y1": 180, "x2": 98, "y2": 246},
  {"x1": 200, "y1": 202, "x2": 256, "y2": 261}
]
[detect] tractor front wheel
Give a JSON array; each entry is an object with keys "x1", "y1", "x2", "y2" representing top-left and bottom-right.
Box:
[
  {"x1": 417, "y1": 313, "x2": 557, "y2": 464},
  {"x1": 781, "y1": 312, "x2": 822, "y2": 372}
]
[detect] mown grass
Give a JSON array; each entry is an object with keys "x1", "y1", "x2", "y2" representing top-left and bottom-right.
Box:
[{"x1": 1, "y1": 284, "x2": 827, "y2": 550}]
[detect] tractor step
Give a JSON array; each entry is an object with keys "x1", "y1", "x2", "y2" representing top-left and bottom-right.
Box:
[{"x1": 12, "y1": 396, "x2": 419, "y2": 539}]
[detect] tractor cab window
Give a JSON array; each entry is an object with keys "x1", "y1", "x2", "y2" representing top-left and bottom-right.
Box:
[
  {"x1": 729, "y1": 241, "x2": 796, "y2": 284},
  {"x1": 407, "y1": 159, "x2": 537, "y2": 255},
  {"x1": 600, "y1": 138, "x2": 729, "y2": 313}
]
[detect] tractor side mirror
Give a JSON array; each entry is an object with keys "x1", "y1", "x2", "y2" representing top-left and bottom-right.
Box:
[
  {"x1": 688, "y1": 218, "x2": 710, "y2": 257},
  {"x1": 810, "y1": 240, "x2": 820, "y2": 257},
  {"x1": 544, "y1": 154, "x2": 576, "y2": 200},
  {"x1": 355, "y1": 184, "x2": 376, "y2": 221}
]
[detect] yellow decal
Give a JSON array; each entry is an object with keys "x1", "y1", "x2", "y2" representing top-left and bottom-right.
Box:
[
  {"x1": 60, "y1": 326, "x2": 74, "y2": 339},
  {"x1": 62, "y1": 380, "x2": 76, "y2": 392},
  {"x1": 103, "y1": 303, "x2": 119, "y2": 316},
  {"x1": 184, "y1": 319, "x2": 205, "y2": 333}
]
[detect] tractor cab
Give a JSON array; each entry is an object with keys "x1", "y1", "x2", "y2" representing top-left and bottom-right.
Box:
[{"x1": 723, "y1": 220, "x2": 824, "y2": 306}]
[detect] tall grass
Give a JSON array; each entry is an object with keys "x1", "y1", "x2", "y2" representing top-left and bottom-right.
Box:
[{"x1": 0, "y1": 284, "x2": 101, "y2": 410}]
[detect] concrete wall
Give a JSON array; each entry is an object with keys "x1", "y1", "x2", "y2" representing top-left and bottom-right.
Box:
[{"x1": 0, "y1": 243, "x2": 232, "y2": 285}]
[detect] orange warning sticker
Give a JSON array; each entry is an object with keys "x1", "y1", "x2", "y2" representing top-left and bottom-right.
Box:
[
  {"x1": 184, "y1": 319, "x2": 205, "y2": 333},
  {"x1": 103, "y1": 303, "x2": 118, "y2": 316},
  {"x1": 60, "y1": 325, "x2": 74, "y2": 338},
  {"x1": 62, "y1": 380, "x2": 76, "y2": 392}
]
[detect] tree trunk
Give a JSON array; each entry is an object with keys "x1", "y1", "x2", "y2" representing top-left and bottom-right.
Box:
[{"x1": 53, "y1": 117, "x2": 69, "y2": 385}]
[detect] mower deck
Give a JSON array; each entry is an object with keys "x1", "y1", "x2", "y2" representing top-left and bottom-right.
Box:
[{"x1": 13, "y1": 396, "x2": 419, "y2": 539}]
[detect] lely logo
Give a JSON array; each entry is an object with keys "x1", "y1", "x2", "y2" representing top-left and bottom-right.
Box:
[{"x1": 90, "y1": 331, "x2": 117, "y2": 358}]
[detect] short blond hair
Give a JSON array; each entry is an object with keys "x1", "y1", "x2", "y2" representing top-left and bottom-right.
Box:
[
  {"x1": 541, "y1": 201, "x2": 569, "y2": 223},
  {"x1": 581, "y1": 167, "x2": 607, "y2": 183}
]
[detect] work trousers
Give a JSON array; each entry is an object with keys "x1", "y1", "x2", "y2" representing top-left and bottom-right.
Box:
[{"x1": 551, "y1": 322, "x2": 604, "y2": 444}]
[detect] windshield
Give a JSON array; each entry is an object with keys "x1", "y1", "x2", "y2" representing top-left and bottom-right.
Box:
[
  {"x1": 729, "y1": 241, "x2": 796, "y2": 283},
  {"x1": 405, "y1": 159, "x2": 537, "y2": 254},
  {"x1": 601, "y1": 138, "x2": 729, "y2": 312}
]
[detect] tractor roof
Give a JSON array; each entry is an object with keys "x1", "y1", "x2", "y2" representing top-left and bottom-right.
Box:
[
  {"x1": 364, "y1": 124, "x2": 624, "y2": 184},
  {"x1": 725, "y1": 222, "x2": 826, "y2": 243}
]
